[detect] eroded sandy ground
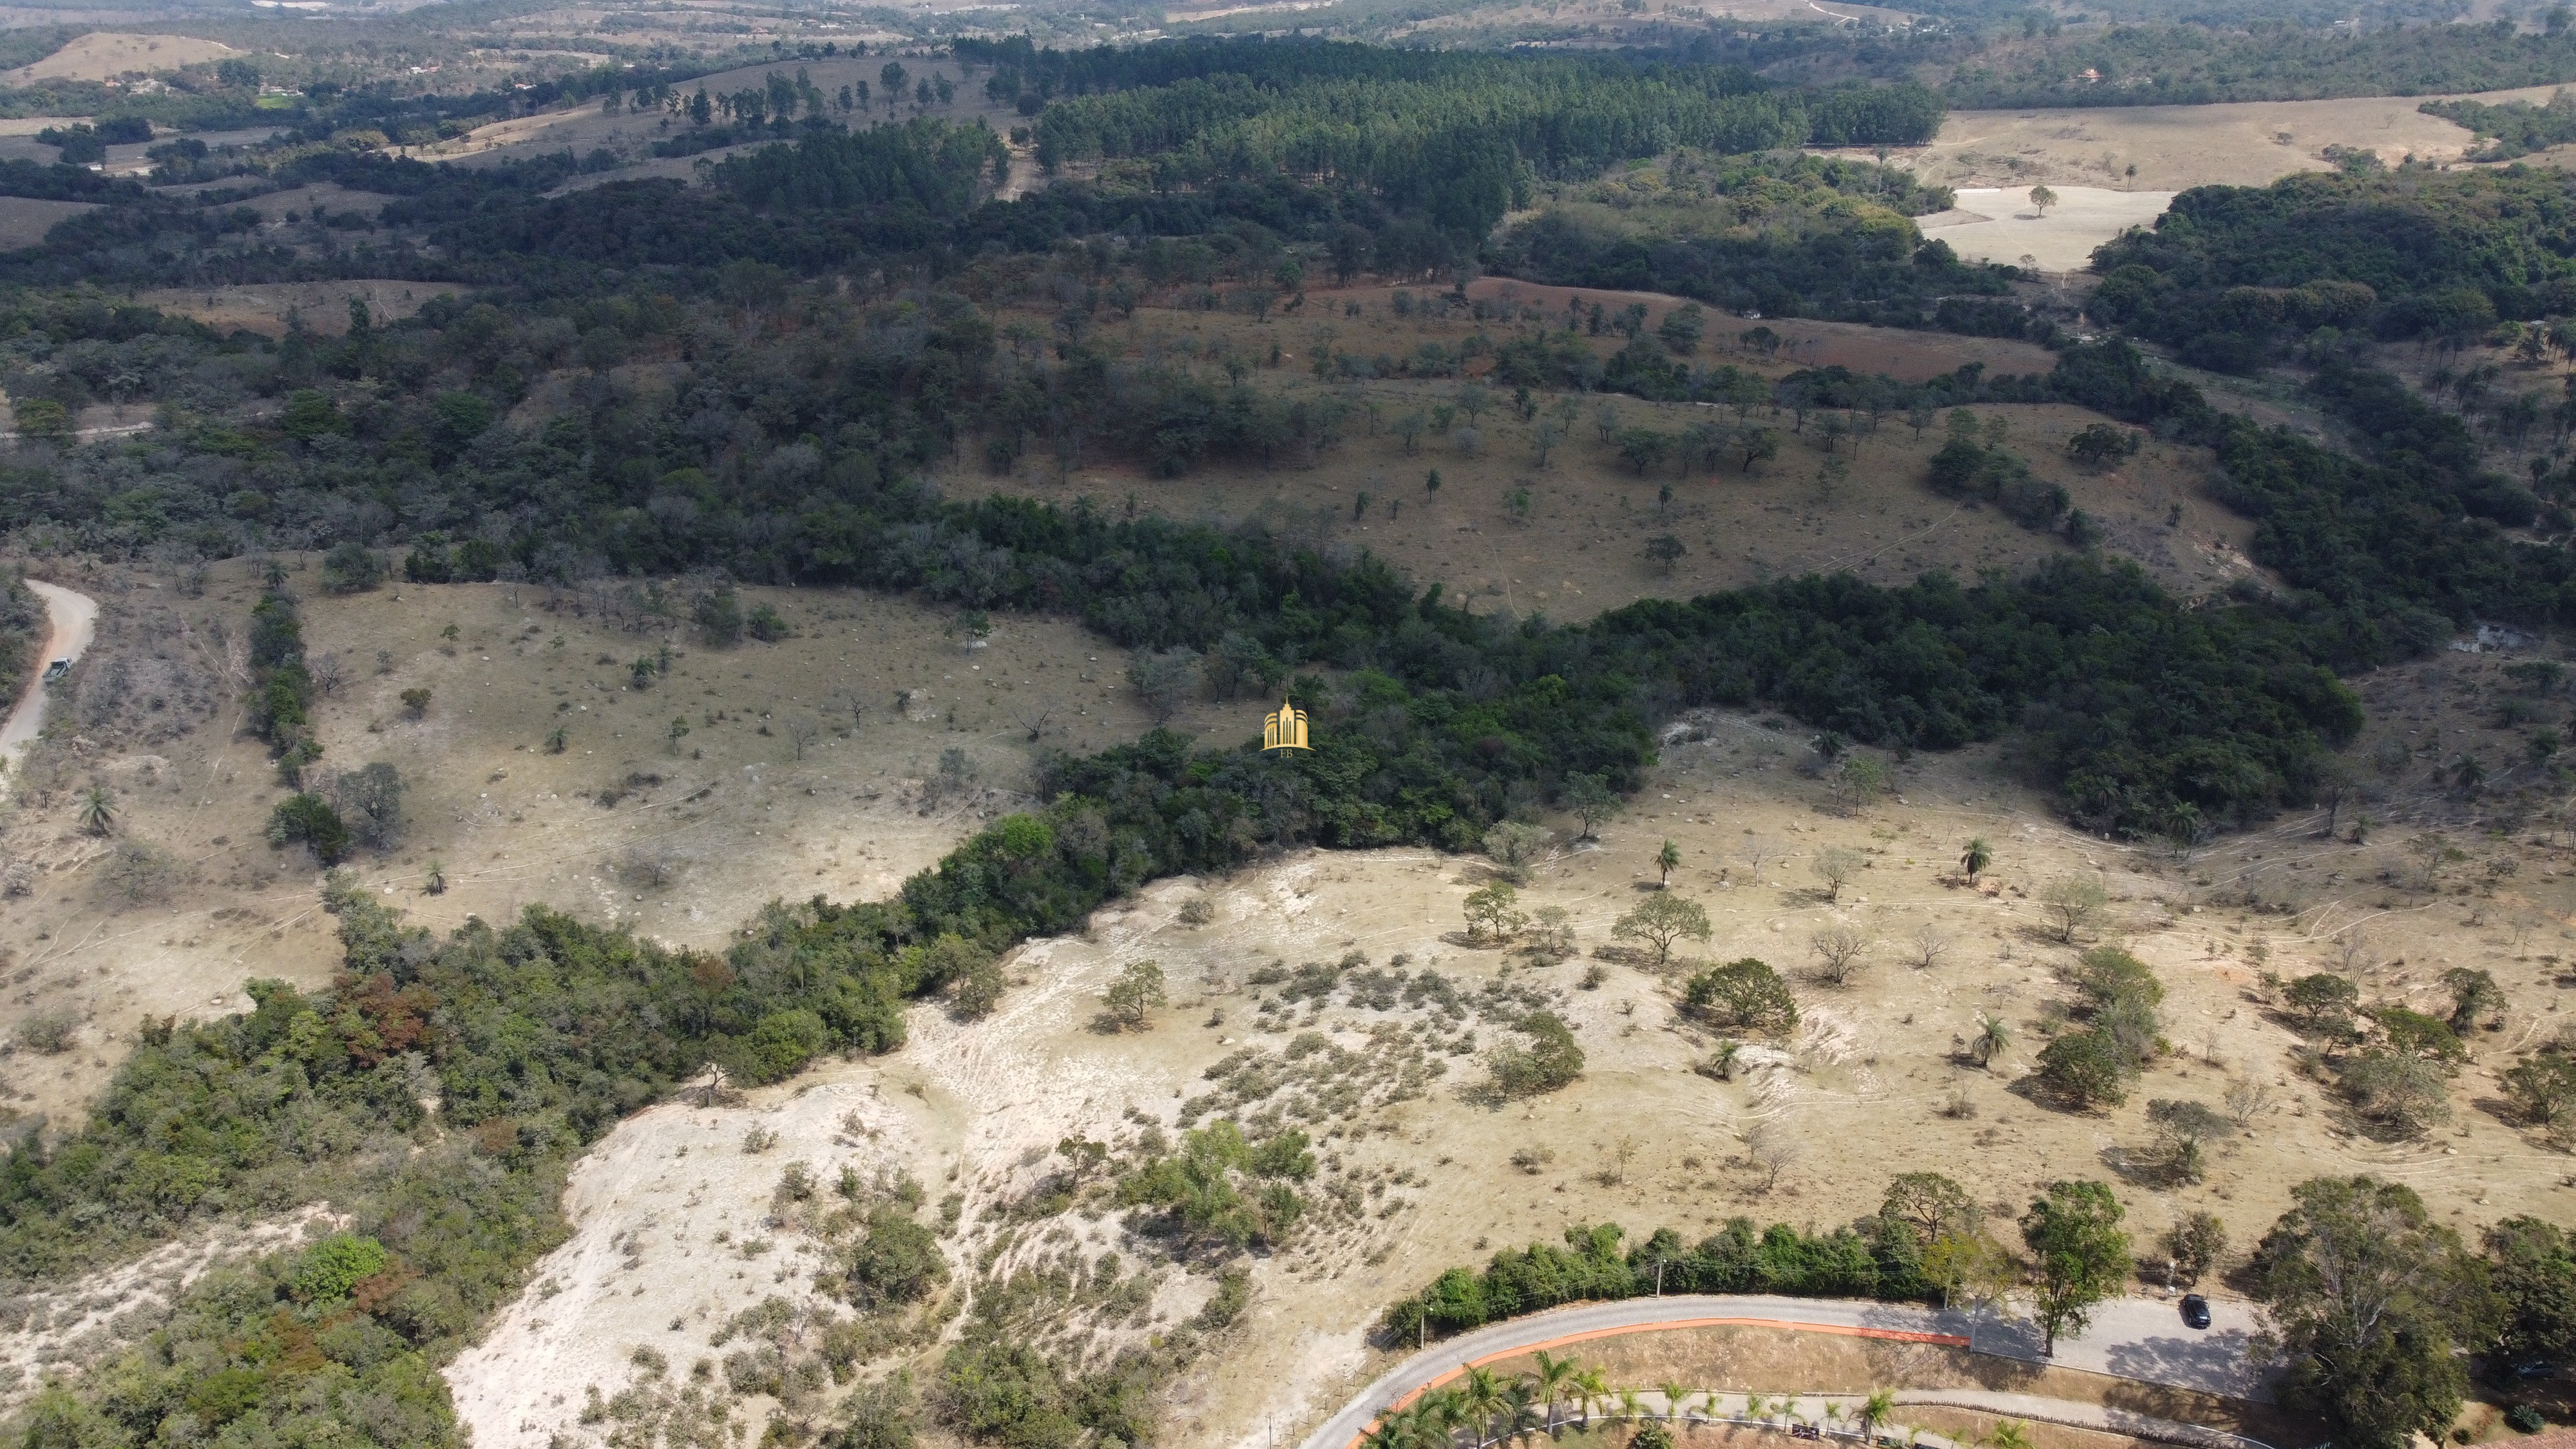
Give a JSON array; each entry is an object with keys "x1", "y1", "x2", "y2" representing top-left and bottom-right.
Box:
[
  {"x1": 1862, "y1": 88, "x2": 2535, "y2": 191},
  {"x1": 446, "y1": 708, "x2": 2576, "y2": 1448},
  {"x1": 1920, "y1": 187, "x2": 2176, "y2": 272}
]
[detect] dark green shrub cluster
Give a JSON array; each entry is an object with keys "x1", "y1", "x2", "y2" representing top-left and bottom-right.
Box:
[
  {"x1": 243, "y1": 587, "x2": 316, "y2": 775},
  {"x1": 2036, "y1": 946, "x2": 2167, "y2": 1108},
  {"x1": 267, "y1": 792, "x2": 350, "y2": 863},
  {"x1": 1926, "y1": 437, "x2": 2070, "y2": 531},
  {"x1": 1113, "y1": 1120, "x2": 1313, "y2": 1253},
  {"x1": 1683, "y1": 958, "x2": 1798, "y2": 1034}
]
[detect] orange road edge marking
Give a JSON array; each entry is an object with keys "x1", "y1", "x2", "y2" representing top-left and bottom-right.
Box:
[{"x1": 1346, "y1": 1318, "x2": 1970, "y2": 1449}]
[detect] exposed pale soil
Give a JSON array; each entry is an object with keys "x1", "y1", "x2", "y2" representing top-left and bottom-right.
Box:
[
  {"x1": 1919, "y1": 187, "x2": 2175, "y2": 273},
  {"x1": 1840, "y1": 88, "x2": 2538, "y2": 193},
  {"x1": 0, "y1": 32, "x2": 238, "y2": 84},
  {"x1": 444, "y1": 692, "x2": 2576, "y2": 1448}
]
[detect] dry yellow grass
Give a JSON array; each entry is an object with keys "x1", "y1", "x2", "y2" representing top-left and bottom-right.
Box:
[{"x1": 1, "y1": 32, "x2": 237, "y2": 84}]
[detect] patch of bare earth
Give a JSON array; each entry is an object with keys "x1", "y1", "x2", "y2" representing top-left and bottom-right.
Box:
[
  {"x1": 455, "y1": 697, "x2": 2576, "y2": 1448},
  {"x1": 0, "y1": 1206, "x2": 339, "y2": 1414},
  {"x1": 1, "y1": 33, "x2": 237, "y2": 85}
]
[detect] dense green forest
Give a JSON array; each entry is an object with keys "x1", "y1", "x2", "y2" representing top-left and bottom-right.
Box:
[
  {"x1": 1016, "y1": 44, "x2": 1941, "y2": 182},
  {"x1": 2088, "y1": 166, "x2": 2576, "y2": 370}
]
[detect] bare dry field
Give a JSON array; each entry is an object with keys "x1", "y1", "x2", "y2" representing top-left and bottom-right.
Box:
[
  {"x1": 1826, "y1": 86, "x2": 2563, "y2": 193},
  {"x1": 0, "y1": 198, "x2": 95, "y2": 253},
  {"x1": 0, "y1": 32, "x2": 237, "y2": 85},
  {"x1": 1920, "y1": 187, "x2": 2175, "y2": 273},
  {"x1": 129, "y1": 278, "x2": 467, "y2": 337},
  {"x1": 934, "y1": 285, "x2": 2258, "y2": 618}
]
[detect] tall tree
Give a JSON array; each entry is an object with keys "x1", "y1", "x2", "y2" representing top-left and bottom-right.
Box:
[
  {"x1": 2019, "y1": 1180, "x2": 2132, "y2": 1355},
  {"x1": 2251, "y1": 1176, "x2": 2499, "y2": 1449},
  {"x1": 2486, "y1": 1216, "x2": 2576, "y2": 1368}
]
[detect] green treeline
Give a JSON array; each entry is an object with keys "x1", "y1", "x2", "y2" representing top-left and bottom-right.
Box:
[
  {"x1": 2076, "y1": 164, "x2": 2576, "y2": 644},
  {"x1": 2421, "y1": 88, "x2": 2576, "y2": 160},
  {"x1": 0, "y1": 37, "x2": 1951, "y2": 296},
  {"x1": 1016, "y1": 42, "x2": 1938, "y2": 240},
  {"x1": 0, "y1": 278, "x2": 2415, "y2": 840},
  {"x1": 1380, "y1": 1220, "x2": 1934, "y2": 1341},
  {"x1": 0, "y1": 573, "x2": 39, "y2": 716},
  {"x1": 711, "y1": 117, "x2": 1011, "y2": 213},
  {"x1": 1942, "y1": 22, "x2": 2576, "y2": 109},
  {"x1": 0, "y1": 891, "x2": 668, "y2": 1444}
]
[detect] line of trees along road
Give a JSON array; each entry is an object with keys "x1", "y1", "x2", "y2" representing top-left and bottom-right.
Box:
[{"x1": 1383, "y1": 1172, "x2": 2570, "y2": 1449}]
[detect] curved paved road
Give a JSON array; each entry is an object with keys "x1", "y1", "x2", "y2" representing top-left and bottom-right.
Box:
[{"x1": 1296, "y1": 1294, "x2": 2275, "y2": 1449}]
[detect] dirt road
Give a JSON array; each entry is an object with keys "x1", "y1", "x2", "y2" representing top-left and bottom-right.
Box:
[{"x1": 1, "y1": 578, "x2": 97, "y2": 772}]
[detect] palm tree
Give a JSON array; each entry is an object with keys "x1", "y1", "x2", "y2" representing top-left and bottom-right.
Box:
[
  {"x1": 1530, "y1": 1352, "x2": 1579, "y2": 1434},
  {"x1": 1984, "y1": 1422, "x2": 2033, "y2": 1449},
  {"x1": 1959, "y1": 837, "x2": 1990, "y2": 882},
  {"x1": 1572, "y1": 1368, "x2": 1610, "y2": 1428},
  {"x1": 1971, "y1": 1011, "x2": 2010, "y2": 1068},
  {"x1": 1618, "y1": 1388, "x2": 1647, "y2": 1423},
  {"x1": 76, "y1": 783, "x2": 112, "y2": 836},
  {"x1": 1419, "y1": 1390, "x2": 1466, "y2": 1448},
  {"x1": 1657, "y1": 838, "x2": 1682, "y2": 887},
  {"x1": 1658, "y1": 1383, "x2": 1693, "y2": 1421},
  {"x1": 1501, "y1": 1379, "x2": 1540, "y2": 1446},
  {"x1": 1456, "y1": 1367, "x2": 1508, "y2": 1448},
  {"x1": 1742, "y1": 1394, "x2": 1769, "y2": 1424},
  {"x1": 1858, "y1": 1390, "x2": 1898, "y2": 1443},
  {"x1": 1364, "y1": 1408, "x2": 1419, "y2": 1449}
]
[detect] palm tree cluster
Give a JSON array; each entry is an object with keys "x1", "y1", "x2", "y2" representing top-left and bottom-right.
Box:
[
  {"x1": 1365, "y1": 1363, "x2": 1918, "y2": 1449},
  {"x1": 1364, "y1": 1354, "x2": 1617, "y2": 1449}
]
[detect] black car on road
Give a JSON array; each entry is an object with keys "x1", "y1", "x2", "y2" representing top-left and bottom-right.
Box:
[{"x1": 2180, "y1": 1294, "x2": 2211, "y2": 1329}]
